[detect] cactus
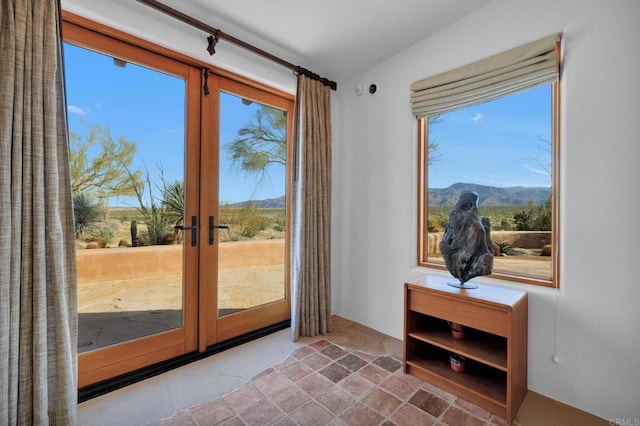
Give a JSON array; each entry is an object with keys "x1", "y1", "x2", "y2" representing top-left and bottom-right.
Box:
[{"x1": 131, "y1": 219, "x2": 138, "y2": 247}]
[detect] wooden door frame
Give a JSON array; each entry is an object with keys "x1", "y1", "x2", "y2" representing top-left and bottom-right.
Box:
[{"x1": 201, "y1": 77, "x2": 293, "y2": 348}]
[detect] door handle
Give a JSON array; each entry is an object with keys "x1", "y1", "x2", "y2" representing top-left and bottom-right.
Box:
[
  {"x1": 174, "y1": 216, "x2": 197, "y2": 246},
  {"x1": 209, "y1": 216, "x2": 229, "y2": 245}
]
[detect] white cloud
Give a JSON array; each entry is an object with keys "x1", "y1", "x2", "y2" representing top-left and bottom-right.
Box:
[
  {"x1": 471, "y1": 113, "x2": 482, "y2": 122},
  {"x1": 68, "y1": 105, "x2": 86, "y2": 116},
  {"x1": 522, "y1": 164, "x2": 549, "y2": 176}
]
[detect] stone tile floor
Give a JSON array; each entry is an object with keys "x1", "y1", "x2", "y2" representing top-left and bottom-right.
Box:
[
  {"x1": 78, "y1": 315, "x2": 606, "y2": 426},
  {"x1": 159, "y1": 339, "x2": 506, "y2": 425}
]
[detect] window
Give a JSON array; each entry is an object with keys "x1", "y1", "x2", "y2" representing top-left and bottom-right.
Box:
[{"x1": 414, "y1": 35, "x2": 560, "y2": 287}]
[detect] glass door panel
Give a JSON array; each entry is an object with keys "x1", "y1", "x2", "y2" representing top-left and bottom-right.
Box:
[
  {"x1": 217, "y1": 92, "x2": 287, "y2": 317},
  {"x1": 66, "y1": 42, "x2": 186, "y2": 352},
  {"x1": 203, "y1": 78, "x2": 292, "y2": 346},
  {"x1": 64, "y1": 20, "x2": 199, "y2": 387}
]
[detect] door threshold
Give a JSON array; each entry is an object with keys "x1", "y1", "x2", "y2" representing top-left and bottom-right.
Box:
[{"x1": 78, "y1": 320, "x2": 290, "y2": 403}]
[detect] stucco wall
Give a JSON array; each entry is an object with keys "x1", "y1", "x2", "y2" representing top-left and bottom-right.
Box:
[
  {"x1": 332, "y1": 0, "x2": 640, "y2": 420},
  {"x1": 76, "y1": 240, "x2": 285, "y2": 283}
]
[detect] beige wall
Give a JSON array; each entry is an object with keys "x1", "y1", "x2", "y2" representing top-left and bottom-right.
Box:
[{"x1": 76, "y1": 240, "x2": 285, "y2": 283}]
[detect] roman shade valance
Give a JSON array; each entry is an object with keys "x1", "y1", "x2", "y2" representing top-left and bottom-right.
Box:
[{"x1": 410, "y1": 33, "x2": 561, "y2": 118}]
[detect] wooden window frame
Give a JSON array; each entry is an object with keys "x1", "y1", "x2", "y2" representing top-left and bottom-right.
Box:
[{"x1": 417, "y1": 83, "x2": 560, "y2": 288}]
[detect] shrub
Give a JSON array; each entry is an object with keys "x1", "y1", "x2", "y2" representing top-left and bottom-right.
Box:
[
  {"x1": 495, "y1": 241, "x2": 510, "y2": 254},
  {"x1": 89, "y1": 220, "x2": 118, "y2": 244},
  {"x1": 235, "y1": 206, "x2": 268, "y2": 239},
  {"x1": 427, "y1": 214, "x2": 448, "y2": 232},
  {"x1": 161, "y1": 180, "x2": 184, "y2": 229},
  {"x1": 513, "y1": 197, "x2": 552, "y2": 231},
  {"x1": 218, "y1": 204, "x2": 277, "y2": 241},
  {"x1": 73, "y1": 192, "x2": 102, "y2": 238},
  {"x1": 136, "y1": 206, "x2": 173, "y2": 246},
  {"x1": 272, "y1": 215, "x2": 286, "y2": 232},
  {"x1": 497, "y1": 219, "x2": 512, "y2": 231},
  {"x1": 222, "y1": 230, "x2": 245, "y2": 242},
  {"x1": 125, "y1": 164, "x2": 177, "y2": 246}
]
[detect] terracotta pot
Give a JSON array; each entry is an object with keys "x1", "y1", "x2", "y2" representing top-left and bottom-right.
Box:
[
  {"x1": 450, "y1": 355, "x2": 466, "y2": 372},
  {"x1": 449, "y1": 322, "x2": 466, "y2": 339}
]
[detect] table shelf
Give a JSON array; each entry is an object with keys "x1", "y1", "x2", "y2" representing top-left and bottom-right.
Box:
[{"x1": 404, "y1": 274, "x2": 527, "y2": 424}]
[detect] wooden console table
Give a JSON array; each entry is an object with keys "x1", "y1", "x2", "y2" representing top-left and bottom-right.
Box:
[{"x1": 403, "y1": 274, "x2": 527, "y2": 424}]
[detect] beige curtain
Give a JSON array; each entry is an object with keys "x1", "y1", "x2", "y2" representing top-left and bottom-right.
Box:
[
  {"x1": 0, "y1": 1, "x2": 78, "y2": 424},
  {"x1": 411, "y1": 33, "x2": 561, "y2": 118},
  {"x1": 291, "y1": 75, "x2": 332, "y2": 341}
]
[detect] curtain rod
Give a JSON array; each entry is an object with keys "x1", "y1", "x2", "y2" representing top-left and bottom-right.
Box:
[{"x1": 136, "y1": 0, "x2": 337, "y2": 91}]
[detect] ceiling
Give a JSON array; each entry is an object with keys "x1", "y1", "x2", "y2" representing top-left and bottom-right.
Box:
[{"x1": 142, "y1": 0, "x2": 495, "y2": 83}]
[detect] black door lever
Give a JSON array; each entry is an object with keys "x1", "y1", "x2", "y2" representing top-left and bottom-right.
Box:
[
  {"x1": 174, "y1": 216, "x2": 197, "y2": 246},
  {"x1": 209, "y1": 216, "x2": 229, "y2": 245}
]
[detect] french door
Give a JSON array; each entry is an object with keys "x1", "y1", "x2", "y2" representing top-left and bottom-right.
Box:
[
  {"x1": 64, "y1": 15, "x2": 292, "y2": 388},
  {"x1": 199, "y1": 78, "x2": 292, "y2": 348}
]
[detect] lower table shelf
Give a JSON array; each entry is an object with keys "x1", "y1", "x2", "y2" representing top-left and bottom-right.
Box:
[{"x1": 406, "y1": 342, "x2": 507, "y2": 405}]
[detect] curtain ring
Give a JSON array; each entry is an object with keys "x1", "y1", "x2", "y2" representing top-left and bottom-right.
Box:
[{"x1": 207, "y1": 30, "x2": 220, "y2": 56}]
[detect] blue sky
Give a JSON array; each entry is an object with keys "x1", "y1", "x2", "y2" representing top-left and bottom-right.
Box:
[
  {"x1": 428, "y1": 84, "x2": 552, "y2": 189},
  {"x1": 219, "y1": 93, "x2": 286, "y2": 205},
  {"x1": 64, "y1": 42, "x2": 551, "y2": 207},
  {"x1": 64, "y1": 42, "x2": 285, "y2": 207}
]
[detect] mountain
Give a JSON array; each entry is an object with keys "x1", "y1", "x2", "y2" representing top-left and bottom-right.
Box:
[
  {"x1": 228, "y1": 184, "x2": 549, "y2": 209},
  {"x1": 428, "y1": 183, "x2": 551, "y2": 207},
  {"x1": 229, "y1": 195, "x2": 286, "y2": 208}
]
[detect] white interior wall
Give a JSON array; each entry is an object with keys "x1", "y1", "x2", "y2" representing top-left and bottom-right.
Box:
[
  {"x1": 62, "y1": 0, "x2": 640, "y2": 421},
  {"x1": 332, "y1": 0, "x2": 640, "y2": 420}
]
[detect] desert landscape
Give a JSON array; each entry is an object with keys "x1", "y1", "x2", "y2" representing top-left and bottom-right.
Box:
[
  {"x1": 76, "y1": 210, "x2": 550, "y2": 353},
  {"x1": 76, "y1": 239, "x2": 285, "y2": 352}
]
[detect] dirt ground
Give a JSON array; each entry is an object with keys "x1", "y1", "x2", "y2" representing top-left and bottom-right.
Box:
[
  {"x1": 77, "y1": 263, "x2": 285, "y2": 352},
  {"x1": 77, "y1": 266, "x2": 285, "y2": 314},
  {"x1": 429, "y1": 254, "x2": 552, "y2": 280}
]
